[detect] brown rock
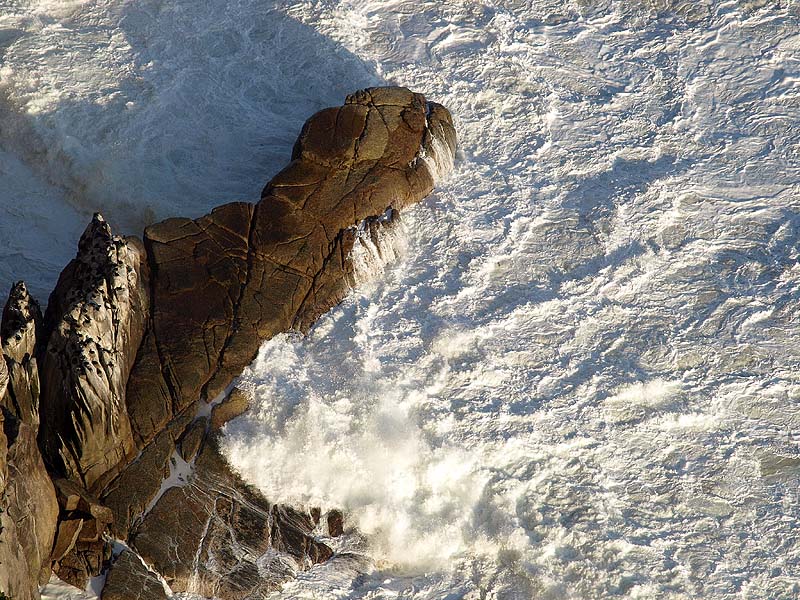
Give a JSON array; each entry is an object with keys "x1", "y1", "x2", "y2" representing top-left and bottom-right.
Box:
[
  {"x1": 0, "y1": 283, "x2": 60, "y2": 588},
  {"x1": 53, "y1": 478, "x2": 114, "y2": 525},
  {"x1": 53, "y1": 478, "x2": 88, "y2": 513},
  {"x1": 125, "y1": 329, "x2": 173, "y2": 448},
  {"x1": 9, "y1": 86, "x2": 453, "y2": 599},
  {"x1": 4, "y1": 418, "x2": 59, "y2": 584},
  {"x1": 0, "y1": 372, "x2": 40, "y2": 600},
  {"x1": 39, "y1": 214, "x2": 150, "y2": 491},
  {"x1": 102, "y1": 550, "x2": 169, "y2": 600},
  {"x1": 54, "y1": 538, "x2": 111, "y2": 590},
  {"x1": 126, "y1": 88, "x2": 456, "y2": 459},
  {"x1": 50, "y1": 478, "x2": 114, "y2": 588},
  {"x1": 130, "y1": 485, "x2": 208, "y2": 588},
  {"x1": 271, "y1": 504, "x2": 334, "y2": 564},
  {"x1": 51, "y1": 518, "x2": 84, "y2": 562},
  {"x1": 132, "y1": 440, "x2": 331, "y2": 598},
  {"x1": 128, "y1": 202, "x2": 254, "y2": 446},
  {"x1": 100, "y1": 430, "x2": 174, "y2": 539},
  {"x1": 210, "y1": 387, "x2": 251, "y2": 430},
  {"x1": 327, "y1": 509, "x2": 344, "y2": 538},
  {"x1": 178, "y1": 417, "x2": 207, "y2": 462},
  {"x1": 1, "y1": 281, "x2": 43, "y2": 425},
  {"x1": 103, "y1": 550, "x2": 167, "y2": 600}
]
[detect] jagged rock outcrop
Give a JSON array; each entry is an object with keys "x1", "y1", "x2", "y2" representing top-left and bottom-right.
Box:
[
  {"x1": 3, "y1": 86, "x2": 455, "y2": 599},
  {"x1": 327, "y1": 509, "x2": 345, "y2": 538},
  {"x1": 211, "y1": 387, "x2": 251, "y2": 431},
  {"x1": 100, "y1": 430, "x2": 173, "y2": 540},
  {"x1": 0, "y1": 283, "x2": 59, "y2": 600},
  {"x1": 126, "y1": 202, "x2": 254, "y2": 447},
  {"x1": 2, "y1": 420, "x2": 59, "y2": 588},
  {"x1": 2, "y1": 282, "x2": 43, "y2": 425},
  {"x1": 39, "y1": 214, "x2": 150, "y2": 491},
  {"x1": 178, "y1": 416, "x2": 207, "y2": 461},
  {"x1": 112, "y1": 87, "x2": 455, "y2": 598}
]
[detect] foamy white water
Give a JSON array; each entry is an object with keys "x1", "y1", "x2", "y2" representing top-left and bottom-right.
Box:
[{"x1": 3, "y1": 0, "x2": 800, "y2": 598}]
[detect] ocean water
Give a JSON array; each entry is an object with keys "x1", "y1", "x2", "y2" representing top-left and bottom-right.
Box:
[{"x1": 4, "y1": 0, "x2": 800, "y2": 599}]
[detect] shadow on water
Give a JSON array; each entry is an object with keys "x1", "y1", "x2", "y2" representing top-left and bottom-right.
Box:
[{"x1": 0, "y1": 0, "x2": 384, "y2": 299}]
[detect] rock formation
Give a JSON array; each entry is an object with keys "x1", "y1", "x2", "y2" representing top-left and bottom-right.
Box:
[
  {"x1": 126, "y1": 87, "x2": 456, "y2": 445},
  {"x1": 131, "y1": 440, "x2": 333, "y2": 598},
  {"x1": 49, "y1": 478, "x2": 114, "y2": 588},
  {"x1": 38, "y1": 214, "x2": 149, "y2": 491},
  {"x1": 0, "y1": 283, "x2": 59, "y2": 600},
  {"x1": 0, "y1": 86, "x2": 455, "y2": 600},
  {"x1": 2, "y1": 282, "x2": 43, "y2": 426},
  {"x1": 101, "y1": 550, "x2": 168, "y2": 600}
]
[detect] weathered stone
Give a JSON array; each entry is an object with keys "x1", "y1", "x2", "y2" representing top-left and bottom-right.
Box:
[
  {"x1": 39, "y1": 214, "x2": 150, "y2": 491},
  {"x1": 211, "y1": 387, "x2": 251, "y2": 430},
  {"x1": 271, "y1": 504, "x2": 333, "y2": 564},
  {"x1": 4, "y1": 418, "x2": 59, "y2": 584},
  {"x1": 1, "y1": 281, "x2": 42, "y2": 425},
  {"x1": 51, "y1": 518, "x2": 83, "y2": 562},
  {"x1": 0, "y1": 292, "x2": 59, "y2": 593},
  {"x1": 178, "y1": 417, "x2": 207, "y2": 462},
  {"x1": 130, "y1": 202, "x2": 254, "y2": 442},
  {"x1": 126, "y1": 88, "x2": 456, "y2": 452},
  {"x1": 132, "y1": 440, "x2": 331, "y2": 598},
  {"x1": 102, "y1": 550, "x2": 169, "y2": 600},
  {"x1": 130, "y1": 485, "x2": 208, "y2": 587},
  {"x1": 53, "y1": 538, "x2": 111, "y2": 590},
  {"x1": 125, "y1": 329, "x2": 173, "y2": 448},
  {"x1": 327, "y1": 509, "x2": 344, "y2": 538},
  {"x1": 6, "y1": 86, "x2": 454, "y2": 600},
  {"x1": 0, "y1": 366, "x2": 40, "y2": 600},
  {"x1": 101, "y1": 430, "x2": 174, "y2": 539},
  {"x1": 166, "y1": 401, "x2": 200, "y2": 443},
  {"x1": 53, "y1": 478, "x2": 114, "y2": 525},
  {"x1": 50, "y1": 478, "x2": 114, "y2": 588},
  {"x1": 53, "y1": 478, "x2": 86, "y2": 513}
]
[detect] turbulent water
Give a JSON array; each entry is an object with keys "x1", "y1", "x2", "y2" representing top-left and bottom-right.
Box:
[{"x1": 4, "y1": 0, "x2": 800, "y2": 598}]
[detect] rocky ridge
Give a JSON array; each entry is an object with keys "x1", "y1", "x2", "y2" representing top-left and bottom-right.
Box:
[{"x1": 0, "y1": 86, "x2": 456, "y2": 599}]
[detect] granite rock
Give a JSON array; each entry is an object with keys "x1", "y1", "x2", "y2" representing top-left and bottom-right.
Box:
[
  {"x1": 102, "y1": 550, "x2": 169, "y2": 600},
  {"x1": 39, "y1": 214, "x2": 150, "y2": 491}
]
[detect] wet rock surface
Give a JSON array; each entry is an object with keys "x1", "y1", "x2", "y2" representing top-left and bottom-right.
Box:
[
  {"x1": 327, "y1": 509, "x2": 345, "y2": 538},
  {"x1": 211, "y1": 387, "x2": 251, "y2": 431},
  {"x1": 101, "y1": 430, "x2": 174, "y2": 540},
  {"x1": 178, "y1": 416, "x2": 207, "y2": 462}
]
